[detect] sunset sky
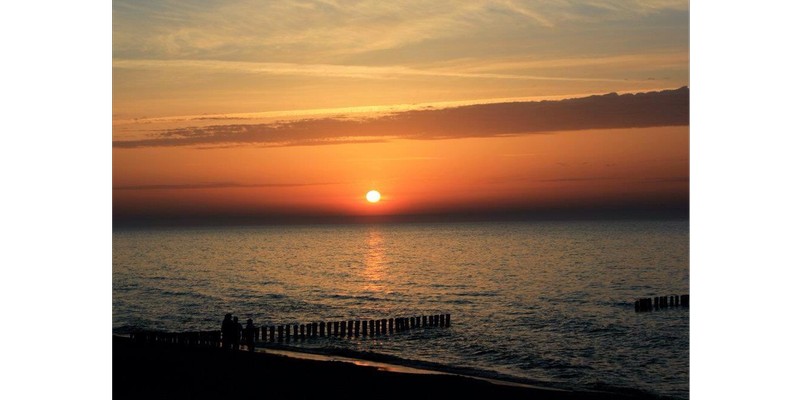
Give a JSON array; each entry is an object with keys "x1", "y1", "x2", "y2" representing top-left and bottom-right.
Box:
[{"x1": 113, "y1": 0, "x2": 689, "y2": 224}]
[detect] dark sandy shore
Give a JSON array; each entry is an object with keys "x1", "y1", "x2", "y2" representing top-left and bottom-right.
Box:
[{"x1": 113, "y1": 336, "x2": 655, "y2": 399}]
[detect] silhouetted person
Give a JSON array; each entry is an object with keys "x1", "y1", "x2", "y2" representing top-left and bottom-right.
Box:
[
  {"x1": 221, "y1": 313, "x2": 233, "y2": 350},
  {"x1": 244, "y1": 319, "x2": 256, "y2": 352},
  {"x1": 233, "y1": 317, "x2": 242, "y2": 350}
]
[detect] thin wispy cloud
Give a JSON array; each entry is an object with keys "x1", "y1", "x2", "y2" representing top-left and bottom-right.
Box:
[
  {"x1": 113, "y1": 87, "x2": 689, "y2": 149},
  {"x1": 113, "y1": 182, "x2": 339, "y2": 191},
  {"x1": 438, "y1": 51, "x2": 689, "y2": 73},
  {"x1": 114, "y1": 0, "x2": 688, "y2": 60},
  {"x1": 112, "y1": 59, "x2": 634, "y2": 83}
]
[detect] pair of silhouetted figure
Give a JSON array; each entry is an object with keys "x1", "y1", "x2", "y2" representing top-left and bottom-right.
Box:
[{"x1": 221, "y1": 314, "x2": 256, "y2": 352}]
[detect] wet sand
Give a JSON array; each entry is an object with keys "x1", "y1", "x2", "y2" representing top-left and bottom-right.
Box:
[{"x1": 113, "y1": 337, "x2": 655, "y2": 399}]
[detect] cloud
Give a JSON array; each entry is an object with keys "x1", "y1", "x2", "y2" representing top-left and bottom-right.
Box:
[
  {"x1": 113, "y1": 1, "x2": 688, "y2": 62},
  {"x1": 112, "y1": 59, "x2": 632, "y2": 83},
  {"x1": 113, "y1": 87, "x2": 689, "y2": 149},
  {"x1": 113, "y1": 182, "x2": 338, "y2": 191},
  {"x1": 639, "y1": 177, "x2": 689, "y2": 183},
  {"x1": 437, "y1": 51, "x2": 689, "y2": 73}
]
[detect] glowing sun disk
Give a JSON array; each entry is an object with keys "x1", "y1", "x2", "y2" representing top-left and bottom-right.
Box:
[{"x1": 366, "y1": 190, "x2": 381, "y2": 203}]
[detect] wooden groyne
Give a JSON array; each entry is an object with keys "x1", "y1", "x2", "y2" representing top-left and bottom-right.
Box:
[
  {"x1": 271, "y1": 314, "x2": 451, "y2": 343},
  {"x1": 635, "y1": 294, "x2": 689, "y2": 312},
  {"x1": 129, "y1": 313, "x2": 451, "y2": 347}
]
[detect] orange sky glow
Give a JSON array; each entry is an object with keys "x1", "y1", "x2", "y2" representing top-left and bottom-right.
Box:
[{"x1": 113, "y1": 0, "x2": 689, "y2": 224}]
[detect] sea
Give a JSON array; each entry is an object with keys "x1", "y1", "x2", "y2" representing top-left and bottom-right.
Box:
[{"x1": 113, "y1": 220, "x2": 689, "y2": 399}]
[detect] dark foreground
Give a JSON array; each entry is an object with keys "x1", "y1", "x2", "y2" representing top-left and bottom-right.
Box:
[{"x1": 113, "y1": 337, "x2": 655, "y2": 399}]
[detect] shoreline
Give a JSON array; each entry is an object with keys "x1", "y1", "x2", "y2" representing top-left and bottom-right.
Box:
[
  {"x1": 254, "y1": 346, "x2": 569, "y2": 393},
  {"x1": 113, "y1": 336, "x2": 663, "y2": 399}
]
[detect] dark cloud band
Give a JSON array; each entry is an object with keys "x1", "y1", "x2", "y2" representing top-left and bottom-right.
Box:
[{"x1": 113, "y1": 87, "x2": 688, "y2": 149}]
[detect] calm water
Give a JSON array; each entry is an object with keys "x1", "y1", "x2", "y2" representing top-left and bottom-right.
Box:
[{"x1": 113, "y1": 220, "x2": 689, "y2": 398}]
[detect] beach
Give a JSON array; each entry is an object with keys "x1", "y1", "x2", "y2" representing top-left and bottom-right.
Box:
[{"x1": 113, "y1": 336, "x2": 661, "y2": 399}]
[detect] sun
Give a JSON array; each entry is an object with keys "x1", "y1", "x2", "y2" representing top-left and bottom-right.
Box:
[{"x1": 366, "y1": 190, "x2": 381, "y2": 203}]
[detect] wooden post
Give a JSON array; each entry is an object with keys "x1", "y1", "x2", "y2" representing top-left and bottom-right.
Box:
[
  {"x1": 369, "y1": 320, "x2": 375, "y2": 336},
  {"x1": 410, "y1": 317, "x2": 416, "y2": 329},
  {"x1": 381, "y1": 319, "x2": 387, "y2": 335},
  {"x1": 445, "y1": 314, "x2": 450, "y2": 327},
  {"x1": 635, "y1": 300, "x2": 640, "y2": 312},
  {"x1": 681, "y1": 294, "x2": 689, "y2": 307},
  {"x1": 422, "y1": 315, "x2": 428, "y2": 326},
  {"x1": 416, "y1": 316, "x2": 421, "y2": 328},
  {"x1": 327, "y1": 322, "x2": 332, "y2": 337},
  {"x1": 278, "y1": 326, "x2": 284, "y2": 342},
  {"x1": 440, "y1": 314, "x2": 445, "y2": 327},
  {"x1": 269, "y1": 326, "x2": 275, "y2": 342},
  {"x1": 341, "y1": 321, "x2": 346, "y2": 337},
  {"x1": 354, "y1": 320, "x2": 360, "y2": 337},
  {"x1": 300, "y1": 324, "x2": 306, "y2": 339},
  {"x1": 361, "y1": 320, "x2": 367, "y2": 336},
  {"x1": 347, "y1": 320, "x2": 353, "y2": 337},
  {"x1": 320, "y1": 321, "x2": 325, "y2": 337},
  {"x1": 312, "y1": 322, "x2": 318, "y2": 337},
  {"x1": 294, "y1": 325, "x2": 299, "y2": 340},
  {"x1": 388, "y1": 318, "x2": 394, "y2": 333}
]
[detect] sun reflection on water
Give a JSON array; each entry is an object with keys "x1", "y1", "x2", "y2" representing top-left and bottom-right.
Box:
[{"x1": 362, "y1": 229, "x2": 386, "y2": 293}]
